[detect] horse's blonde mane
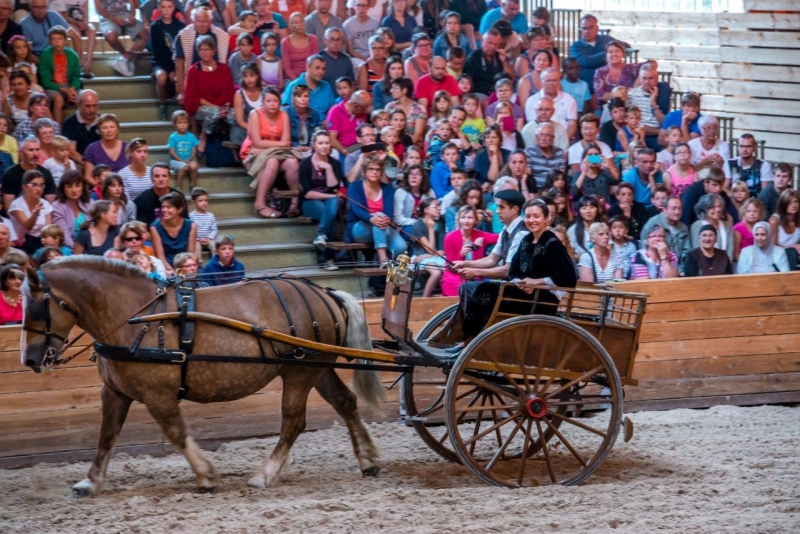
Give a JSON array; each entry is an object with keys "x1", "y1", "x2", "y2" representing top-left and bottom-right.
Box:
[{"x1": 45, "y1": 255, "x2": 149, "y2": 280}]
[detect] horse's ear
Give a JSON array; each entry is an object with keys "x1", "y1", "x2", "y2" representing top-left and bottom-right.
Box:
[{"x1": 26, "y1": 267, "x2": 40, "y2": 289}]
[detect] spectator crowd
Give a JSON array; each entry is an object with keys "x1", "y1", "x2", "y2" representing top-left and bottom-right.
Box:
[{"x1": 0, "y1": 0, "x2": 797, "y2": 324}]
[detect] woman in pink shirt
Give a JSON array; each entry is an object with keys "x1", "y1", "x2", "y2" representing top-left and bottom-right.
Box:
[
  {"x1": 441, "y1": 205, "x2": 498, "y2": 296},
  {"x1": 281, "y1": 13, "x2": 320, "y2": 81}
]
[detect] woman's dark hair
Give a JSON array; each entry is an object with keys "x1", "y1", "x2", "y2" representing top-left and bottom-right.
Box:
[
  {"x1": 416, "y1": 197, "x2": 437, "y2": 218},
  {"x1": 543, "y1": 169, "x2": 567, "y2": 191},
  {"x1": 27, "y1": 92, "x2": 48, "y2": 110},
  {"x1": 580, "y1": 142, "x2": 601, "y2": 161},
  {"x1": 240, "y1": 62, "x2": 262, "y2": 89},
  {"x1": 83, "y1": 200, "x2": 113, "y2": 229},
  {"x1": 479, "y1": 124, "x2": 502, "y2": 145},
  {"x1": 531, "y1": 49, "x2": 554, "y2": 67},
  {"x1": 56, "y1": 169, "x2": 91, "y2": 203},
  {"x1": 9, "y1": 69, "x2": 31, "y2": 86},
  {"x1": 0, "y1": 263, "x2": 23, "y2": 291},
  {"x1": 38, "y1": 247, "x2": 62, "y2": 265},
  {"x1": 545, "y1": 186, "x2": 573, "y2": 224},
  {"x1": 22, "y1": 169, "x2": 43, "y2": 186},
  {"x1": 453, "y1": 179, "x2": 484, "y2": 210},
  {"x1": 261, "y1": 31, "x2": 279, "y2": 48},
  {"x1": 522, "y1": 198, "x2": 550, "y2": 219},
  {"x1": 777, "y1": 188, "x2": 800, "y2": 228},
  {"x1": 102, "y1": 172, "x2": 128, "y2": 205},
  {"x1": 400, "y1": 164, "x2": 430, "y2": 195},
  {"x1": 391, "y1": 76, "x2": 414, "y2": 98},
  {"x1": 262, "y1": 86, "x2": 280, "y2": 101},
  {"x1": 159, "y1": 191, "x2": 188, "y2": 216},
  {"x1": 382, "y1": 55, "x2": 404, "y2": 96},
  {"x1": 575, "y1": 195, "x2": 602, "y2": 249}
]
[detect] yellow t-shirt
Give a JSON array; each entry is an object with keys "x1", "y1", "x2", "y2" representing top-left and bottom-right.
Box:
[{"x1": 0, "y1": 134, "x2": 18, "y2": 164}]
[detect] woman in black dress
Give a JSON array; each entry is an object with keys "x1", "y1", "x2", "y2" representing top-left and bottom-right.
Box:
[{"x1": 461, "y1": 198, "x2": 578, "y2": 341}]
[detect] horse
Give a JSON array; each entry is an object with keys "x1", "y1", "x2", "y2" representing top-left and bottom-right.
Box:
[{"x1": 20, "y1": 256, "x2": 385, "y2": 497}]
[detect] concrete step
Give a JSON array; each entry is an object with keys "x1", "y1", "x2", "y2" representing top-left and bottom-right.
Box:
[
  {"x1": 216, "y1": 215, "x2": 317, "y2": 245},
  {"x1": 101, "y1": 99, "x2": 177, "y2": 123},
  {"x1": 120, "y1": 120, "x2": 173, "y2": 145},
  {"x1": 89, "y1": 55, "x2": 153, "y2": 78},
  {"x1": 170, "y1": 166, "x2": 252, "y2": 194},
  {"x1": 84, "y1": 76, "x2": 156, "y2": 100},
  {"x1": 221, "y1": 242, "x2": 318, "y2": 270},
  {"x1": 204, "y1": 191, "x2": 255, "y2": 218}
]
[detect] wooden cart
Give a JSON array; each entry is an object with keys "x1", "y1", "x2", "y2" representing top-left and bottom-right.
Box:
[{"x1": 379, "y1": 256, "x2": 647, "y2": 487}]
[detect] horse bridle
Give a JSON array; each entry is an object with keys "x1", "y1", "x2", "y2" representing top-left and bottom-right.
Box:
[{"x1": 23, "y1": 269, "x2": 81, "y2": 366}]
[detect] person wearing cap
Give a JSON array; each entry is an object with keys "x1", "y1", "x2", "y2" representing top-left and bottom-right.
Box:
[{"x1": 684, "y1": 223, "x2": 733, "y2": 277}]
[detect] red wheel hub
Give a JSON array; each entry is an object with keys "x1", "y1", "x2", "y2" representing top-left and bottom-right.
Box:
[{"x1": 525, "y1": 397, "x2": 548, "y2": 419}]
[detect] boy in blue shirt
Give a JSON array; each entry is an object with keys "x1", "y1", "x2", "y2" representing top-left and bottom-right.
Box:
[
  {"x1": 167, "y1": 110, "x2": 199, "y2": 190},
  {"x1": 561, "y1": 58, "x2": 591, "y2": 115},
  {"x1": 430, "y1": 143, "x2": 462, "y2": 198},
  {"x1": 201, "y1": 235, "x2": 245, "y2": 286}
]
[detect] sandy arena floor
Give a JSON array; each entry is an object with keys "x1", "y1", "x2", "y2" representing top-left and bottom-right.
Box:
[{"x1": 1, "y1": 404, "x2": 799, "y2": 533}]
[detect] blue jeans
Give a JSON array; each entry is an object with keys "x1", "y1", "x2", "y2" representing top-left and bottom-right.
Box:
[
  {"x1": 302, "y1": 197, "x2": 340, "y2": 238},
  {"x1": 352, "y1": 221, "x2": 408, "y2": 258}
]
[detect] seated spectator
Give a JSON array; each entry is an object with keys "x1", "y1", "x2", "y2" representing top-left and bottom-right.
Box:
[
  {"x1": 525, "y1": 68, "x2": 578, "y2": 140},
  {"x1": 680, "y1": 168, "x2": 738, "y2": 226},
  {"x1": 357, "y1": 34, "x2": 388, "y2": 91},
  {"x1": 545, "y1": 183, "x2": 573, "y2": 227},
  {"x1": 201, "y1": 234, "x2": 244, "y2": 285},
  {"x1": 732, "y1": 197, "x2": 765, "y2": 262},
  {"x1": 622, "y1": 148, "x2": 662, "y2": 208},
  {"x1": 345, "y1": 155, "x2": 407, "y2": 264},
  {"x1": 33, "y1": 118, "x2": 57, "y2": 164},
  {"x1": 95, "y1": 0, "x2": 149, "y2": 77},
  {"x1": 343, "y1": 1, "x2": 379, "y2": 67},
  {"x1": 61, "y1": 89, "x2": 99, "y2": 166},
  {"x1": 326, "y1": 89, "x2": 371, "y2": 159},
  {"x1": 608, "y1": 214, "x2": 635, "y2": 278},
  {"x1": 0, "y1": 0, "x2": 21, "y2": 56},
  {"x1": 737, "y1": 221, "x2": 790, "y2": 274},
  {"x1": 5, "y1": 69, "x2": 33, "y2": 129},
  {"x1": 149, "y1": 0, "x2": 185, "y2": 119},
  {"x1": 516, "y1": 25, "x2": 558, "y2": 79},
  {"x1": 626, "y1": 63, "x2": 664, "y2": 151},
  {"x1": 685, "y1": 224, "x2": 733, "y2": 277},
  {"x1": 306, "y1": 0, "x2": 345, "y2": 44},
  {"x1": 473, "y1": 125, "x2": 508, "y2": 186},
  {"x1": 404, "y1": 33, "x2": 433, "y2": 85},
  {"x1": 568, "y1": 114, "x2": 613, "y2": 173},
  {"x1": 646, "y1": 184, "x2": 670, "y2": 218},
  {"x1": 118, "y1": 138, "x2": 152, "y2": 201},
  {"x1": 690, "y1": 193, "x2": 734, "y2": 261},
  {"x1": 520, "y1": 96, "x2": 568, "y2": 152},
  {"x1": 255, "y1": 31, "x2": 282, "y2": 88},
  {"x1": 344, "y1": 123, "x2": 379, "y2": 182},
  {"x1": 393, "y1": 163, "x2": 434, "y2": 234},
  {"x1": 593, "y1": 41, "x2": 640, "y2": 107},
  {"x1": 385, "y1": 77, "x2": 426, "y2": 146},
  {"x1": 1, "y1": 136, "x2": 56, "y2": 214},
  {"x1": 497, "y1": 150, "x2": 533, "y2": 199},
  {"x1": 768, "y1": 188, "x2": 800, "y2": 270},
  {"x1": 640, "y1": 195, "x2": 690, "y2": 272},
  {"x1": 759, "y1": 163, "x2": 792, "y2": 220},
  {"x1": 118, "y1": 221, "x2": 165, "y2": 273},
  {"x1": 251, "y1": 0, "x2": 288, "y2": 39},
  {"x1": 73, "y1": 200, "x2": 118, "y2": 256},
  {"x1": 523, "y1": 123, "x2": 565, "y2": 194},
  {"x1": 446, "y1": 45, "x2": 466, "y2": 77},
  {"x1": 442, "y1": 204, "x2": 498, "y2": 296},
  {"x1": 561, "y1": 57, "x2": 590, "y2": 115},
  {"x1": 83, "y1": 113, "x2": 128, "y2": 186},
  {"x1": 414, "y1": 56, "x2": 461, "y2": 115},
  {"x1": 174, "y1": 7, "x2": 230, "y2": 100},
  {"x1": 183, "y1": 35, "x2": 235, "y2": 155},
  {"x1": 282, "y1": 13, "x2": 320, "y2": 81},
  {"x1": 286, "y1": 84, "x2": 322, "y2": 154},
  {"x1": 433, "y1": 11, "x2": 471, "y2": 58},
  {"x1": 372, "y1": 55, "x2": 403, "y2": 110},
  {"x1": 173, "y1": 252, "x2": 207, "y2": 285},
  {"x1": 688, "y1": 115, "x2": 730, "y2": 179},
  {"x1": 31, "y1": 223, "x2": 68, "y2": 261},
  {"x1": 616, "y1": 105, "x2": 645, "y2": 154},
  {"x1": 21, "y1": 0, "x2": 71, "y2": 56},
  {"x1": 102, "y1": 172, "x2": 136, "y2": 226},
  {"x1": 408, "y1": 198, "x2": 445, "y2": 297},
  {"x1": 0, "y1": 113, "x2": 17, "y2": 170},
  {"x1": 8, "y1": 169, "x2": 52, "y2": 254},
  {"x1": 569, "y1": 14, "x2": 629, "y2": 95},
  {"x1": 730, "y1": 180, "x2": 750, "y2": 214},
  {"x1": 567, "y1": 195, "x2": 602, "y2": 257},
  {"x1": 229, "y1": 63, "x2": 263, "y2": 146},
  {"x1": 50, "y1": 169, "x2": 92, "y2": 248},
  {"x1": 598, "y1": 97, "x2": 626, "y2": 153},
  {"x1": 517, "y1": 49, "x2": 553, "y2": 110},
  {"x1": 37, "y1": 26, "x2": 81, "y2": 124},
  {"x1": 464, "y1": 28, "x2": 512, "y2": 96},
  {"x1": 320, "y1": 27, "x2": 354, "y2": 89},
  {"x1": 150, "y1": 191, "x2": 197, "y2": 273},
  {"x1": 382, "y1": 0, "x2": 416, "y2": 51},
  {"x1": 0, "y1": 222, "x2": 22, "y2": 261},
  {"x1": 608, "y1": 182, "x2": 648, "y2": 242},
  {"x1": 42, "y1": 135, "x2": 74, "y2": 186},
  {"x1": 134, "y1": 163, "x2": 178, "y2": 226},
  {"x1": 0, "y1": 263, "x2": 23, "y2": 325},
  {"x1": 227, "y1": 33, "x2": 257, "y2": 87},
  {"x1": 485, "y1": 78, "x2": 522, "y2": 127},
  {"x1": 570, "y1": 142, "x2": 618, "y2": 206},
  {"x1": 444, "y1": 179, "x2": 491, "y2": 232},
  {"x1": 662, "y1": 142, "x2": 695, "y2": 198},
  {"x1": 578, "y1": 221, "x2": 623, "y2": 283},
  {"x1": 657, "y1": 125, "x2": 683, "y2": 171},
  {"x1": 658, "y1": 91, "x2": 701, "y2": 147},
  {"x1": 186, "y1": 0, "x2": 231, "y2": 30},
  {"x1": 37, "y1": 245, "x2": 65, "y2": 264},
  {"x1": 13, "y1": 92, "x2": 60, "y2": 143},
  {"x1": 723, "y1": 133, "x2": 772, "y2": 196},
  {"x1": 282, "y1": 55, "x2": 335, "y2": 119},
  {"x1": 630, "y1": 224, "x2": 678, "y2": 279},
  {"x1": 298, "y1": 130, "x2": 345, "y2": 269}
]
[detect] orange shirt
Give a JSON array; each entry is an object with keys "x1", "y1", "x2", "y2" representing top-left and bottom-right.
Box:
[
  {"x1": 268, "y1": 0, "x2": 308, "y2": 21},
  {"x1": 53, "y1": 53, "x2": 68, "y2": 86}
]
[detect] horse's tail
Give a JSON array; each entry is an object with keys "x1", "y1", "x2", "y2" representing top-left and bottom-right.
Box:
[{"x1": 332, "y1": 290, "x2": 386, "y2": 412}]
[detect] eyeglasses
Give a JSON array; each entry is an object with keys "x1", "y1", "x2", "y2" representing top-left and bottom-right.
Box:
[
  {"x1": 366, "y1": 167, "x2": 382, "y2": 172},
  {"x1": 124, "y1": 236, "x2": 142, "y2": 242},
  {"x1": 737, "y1": 144, "x2": 755, "y2": 148},
  {"x1": 26, "y1": 182, "x2": 45, "y2": 188},
  {"x1": 416, "y1": 43, "x2": 431, "y2": 48}
]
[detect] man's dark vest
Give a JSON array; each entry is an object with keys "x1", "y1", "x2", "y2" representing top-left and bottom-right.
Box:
[{"x1": 728, "y1": 157, "x2": 764, "y2": 196}]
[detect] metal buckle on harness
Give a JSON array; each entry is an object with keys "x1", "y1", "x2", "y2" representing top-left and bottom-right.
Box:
[{"x1": 171, "y1": 352, "x2": 187, "y2": 363}]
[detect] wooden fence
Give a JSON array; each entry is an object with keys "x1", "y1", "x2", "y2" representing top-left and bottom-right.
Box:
[{"x1": 2, "y1": 272, "x2": 798, "y2": 466}]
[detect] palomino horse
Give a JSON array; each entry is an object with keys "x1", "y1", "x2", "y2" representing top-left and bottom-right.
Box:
[{"x1": 20, "y1": 257, "x2": 385, "y2": 497}]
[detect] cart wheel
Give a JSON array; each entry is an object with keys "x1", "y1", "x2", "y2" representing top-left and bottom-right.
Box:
[
  {"x1": 415, "y1": 303, "x2": 459, "y2": 341},
  {"x1": 444, "y1": 315, "x2": 624, "y2": 488}
]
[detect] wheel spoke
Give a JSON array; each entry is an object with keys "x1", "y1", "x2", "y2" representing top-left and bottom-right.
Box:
[
  {"x1": 468, "y1": 393, "x2": 489, "y2": 455},
  {"x1": 516, "y1": 419, "x2": 533, "y2": 487},
  {"x1": 549, "y1": 410, "x2": 608, "y2": 438},
  {"x1": 454, "y1": 389, "x2": 486, "y2": 425},
  {"x1": 535, "y1": 420, "x2": 556, "y2": 484},
  {"x1": 418, "y1": 386, "x2": 480, "y2": 419},
  {"x1": 539, "y1": 341, "x2": 581, "y2": 396},
  {"x1": 462, "y1": 373, "x2": 520, "y2": 403},
  {"x1": 547, "y1": 394, "x2": 611, "y2": 407},
  {"x1": 487, "y1": 393, "x2": 505, "y2": 448},
  {"x1": 462, "y1": 410, "x2": 523, "y2": 447},
  {"x1": 452, "y1": 403, "x2": 518, "y2": 414},
  {"x1": 485, "y1": 417, "x2": 525, "y2": 472},
  {"x1": 516, "y1": 327, "x2": 534, "y2": 392},
  {"x1": 543, "y1": 417, "x2": 587, "y2": 467},
  {"x1": 542, "y1": 366, "x2": 604, "y2": 400},
  {"x1": 484, "y1": 350, "x2": 527, "y2": 398}
]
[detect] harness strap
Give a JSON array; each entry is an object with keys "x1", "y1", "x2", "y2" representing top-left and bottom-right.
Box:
[
  {"x1": 262, "y1": 279, "x2": 302, "y2": 358},
  {"x1": 305, "y1": 283, "x2": 342, "y2": 347},
  {"x1": 282, "y1": 279, "x2": 321, "y2": 343},
  {"x1": 176, "y1": 281, "x2": 196, "y2": 353}
]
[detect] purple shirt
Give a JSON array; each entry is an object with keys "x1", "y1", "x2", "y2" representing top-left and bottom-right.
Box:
[{"x1": 83, "y1": 140, "x2": 129, "y2": 172}]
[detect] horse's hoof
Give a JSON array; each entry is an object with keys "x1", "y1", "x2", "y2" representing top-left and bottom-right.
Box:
[
  {"x1": 198, "y1": 486, "x2": 215, "y2": 494},
  {"x1": 362, "y1": 466, "x2": 380, "y2": 478},
  {"x1": 247, "y1": 475, "x2": 266, "y2": 489},
  {"x1": 72, "y1": 479, "x2": 96, "y2": 499}
]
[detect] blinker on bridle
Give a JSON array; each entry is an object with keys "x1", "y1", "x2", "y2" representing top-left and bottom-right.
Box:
[{"x1": 22, "y1": 269, "x2": 80, "y2": 367}]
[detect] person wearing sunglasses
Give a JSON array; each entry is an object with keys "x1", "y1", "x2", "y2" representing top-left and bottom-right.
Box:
[
  {"x1": 118, "y1": 220, "x2": 167, "y2": 277},
  {"x1": 0, "y1": 263, "x2": 23, "y2": 325}
]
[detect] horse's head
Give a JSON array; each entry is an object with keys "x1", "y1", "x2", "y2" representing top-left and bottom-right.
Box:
[{"x1": 21, "y1": 267, "x2": 79, "y2": 373}]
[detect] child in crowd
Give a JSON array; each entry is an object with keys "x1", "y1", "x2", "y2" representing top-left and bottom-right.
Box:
[
  {"x1": 430, "y1": 143, "x2": 461, "y2": 198},
  {"x1": 33, "y1": 224, "x2": 72, "y2": 263},
  {"x1": 336, "y1": 77, "x2": 354, "y2": 103},
  {"x1": 648, "y1": 185, "x2": 670, "y2": 218},
  {"x1": 425, "y1": 118, "x2": 454, "y2": 169},
  {"x1": 618, "y1": 105, "x2": 644, "y2": 153},
  {"x1": 228, "y1": 33, "x2": 257, "y2": 87},
  {"x1": 657, "y1": 125, "x2": 683, "y2": 171},
  {"x1": 52, "y1": 0, "x2": 97, "y2": 77},
  {"x1": 189, "y1": 187, "x2": 218, "y2": 256},
  {"x1": 257, "y1": 32, "x2": 283, "y2": 89},
  {"x1": 446, "y1": 46, "x2": 465, "y2": 78},
  {"x1": 371, "y1": 109, "x2": 389, "y2": 133},
  {"x1": 426, "y1": 90, "x2": 453, "y2": 130},
  {"x1": 600, "y1": 85, "x2": 628, "y2": 124},
  {"x1": 42, "y1": 135, "x2": 75, "y2": 186},
  {"x1": 0, "y1": 113, "x2": 18, "y2": 168},
  {"x1": 610, "y1": 214, "x2": 636, "y2": 279},
  {"x1": 201, "y1": 234, "x2": 245, "y2": 286},
  {"x1": 119, "y1": 137, "x2": 152, "y2": 199},
  {"x1": 130, "y1": 252, "x2": 167, "y2": 281},
  {"x1": 486, "y1": 78, "x2": 523, "y2": 125},
  {"x1": 494, "y1": 102, "x2": 520, "y2": 151},
  {"x1": 7, "y1": 37, "x2": 37, "y2": 84},
  {"x1": 410, "y1": 198, "x2": 445, "y2": 297},
  {"x1": 380, "y1": 126, "x2": 401, "y2": 179},
  {"x1": 227, "y1": 10, "x2": 261, "y2": 54},
  {"x1": 599, "y1": 97, "x2": 627, "y2": 155},
  {"x1": 730, "y1": 180, "x2": 750, "y2": 214},
  {"x1": 457, "y1": 73, "x2": 473, "y2": 95},
  {"x1": 388, "y1": 110, "x2": 413, "y2": 147},
  {"x1": 39, "y1": 26, "x2": 81, "y2": 124},
  {"x1": 460, "y1": 93, "x2": 485, "y2": 145},
  {"x1": 396, "y1": 145, "x2": 423, "y2": 185},
  {"x1": 37, "y1": 246, "x2": 64, "y2": 265},
  {"x1": 561, "y1": 57, "x2": 591, "y2": 115},
  {"x1": 438, "y1": 168, "x2": 467, "y2": 215},
  {"x1": 150, "y1": 0, "x2": 185, "y2": 120},
  {"x1": 17, "y1": 64, "x2": 43, "y2": 93},
  {"x1": 168, "y1": 110, "x2": 200, "y2": 190},
  {"x1": 90, "y1": 164, "x2": 112, "y2": 199},
  {"x1": 173, "y1": 252, "x2": 210, "y2": 286}
]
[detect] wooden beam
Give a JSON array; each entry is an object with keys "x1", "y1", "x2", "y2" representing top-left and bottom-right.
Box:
[
  {"x1": 673, "y1": 77, "x2": 800, "y2": 101},
  {"x1": 637, "y1": 333, "x2": 800, "y2": 362},
  {"x1": 633, "y1": 352, "x2": 800, "y2": 381},
  {"x1": 658, "y1": 60, "x2": 800, "y2": 84},
  {"x1": 625, "y1": 390, "x2": 800, "y2": 412},
  {"x1": 637, "y1": 314, "x2": 800, "y2": 344},
  {"x1": 615, "y1": 272, "x2": 800, "y2": 303},
  {"x1": 720, "y1": 30, "x2": 800, "y2": 49},
  {"x1": 742, "y1": 0, "x2": 800, "y2": 11}
]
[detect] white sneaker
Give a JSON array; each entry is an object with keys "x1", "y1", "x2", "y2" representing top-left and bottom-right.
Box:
[
  {"x1": 312, "y1": 234, "x2": 327, "y2": 250},
  {"x1": 127, "y1": 58, "x2": 136, "y2": 76},
  {"x1": 112, "y1": 56, "x2": 130, "y2": 76},
  {"x1": 323, "y1": 259, "x2": 339, "y2": 271}
]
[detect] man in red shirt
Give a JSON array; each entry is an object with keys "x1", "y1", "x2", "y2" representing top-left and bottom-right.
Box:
[{"x1": 414, "y1": 57, "x2": 462, "y2": 115}]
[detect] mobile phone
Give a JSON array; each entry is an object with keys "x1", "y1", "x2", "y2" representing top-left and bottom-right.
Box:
[
  {"x1": 588, "y1": 155, "x2": 603, "y2": 164},
  {"x1": 501, "y1": 116, "x2": 515, "y2": 133},
  {"x1": 361, "y1": 142, "x2": 385, "y2": 154}
]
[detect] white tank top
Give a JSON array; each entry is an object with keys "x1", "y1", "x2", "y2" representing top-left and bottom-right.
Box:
[{"x1": 777, "y1": 224, "x2": 800, "y2": 247}]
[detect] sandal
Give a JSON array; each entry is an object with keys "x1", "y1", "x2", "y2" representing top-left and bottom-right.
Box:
[
  {"x1": 255, "y1": 207, "x2": 281, "y2": 218},
  {"x1": 285, "y1": 205, "x2": 300, "y2": 218}
]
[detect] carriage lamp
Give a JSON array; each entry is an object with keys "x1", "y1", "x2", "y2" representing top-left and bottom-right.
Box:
[{"x1": 388, "y1": 253, "x2": 412, "y2": 311}]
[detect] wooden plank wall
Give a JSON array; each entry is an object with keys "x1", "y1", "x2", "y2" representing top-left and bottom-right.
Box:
[
  {"x1": 2, "y1": 272, "x2": 799, "y2": 465},
  {"x1": 593, "y1": 9, "x2": 800, "y2": 166}
]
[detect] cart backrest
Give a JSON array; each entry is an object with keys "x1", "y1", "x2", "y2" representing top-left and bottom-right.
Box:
[{"x1": 381, "y1": 272, "x2": 416, "y2": 343}]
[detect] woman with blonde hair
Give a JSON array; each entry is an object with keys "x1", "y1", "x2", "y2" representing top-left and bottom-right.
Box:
[{"x1": 578, "y1": 221, "x2": 623, "y2": 283}]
